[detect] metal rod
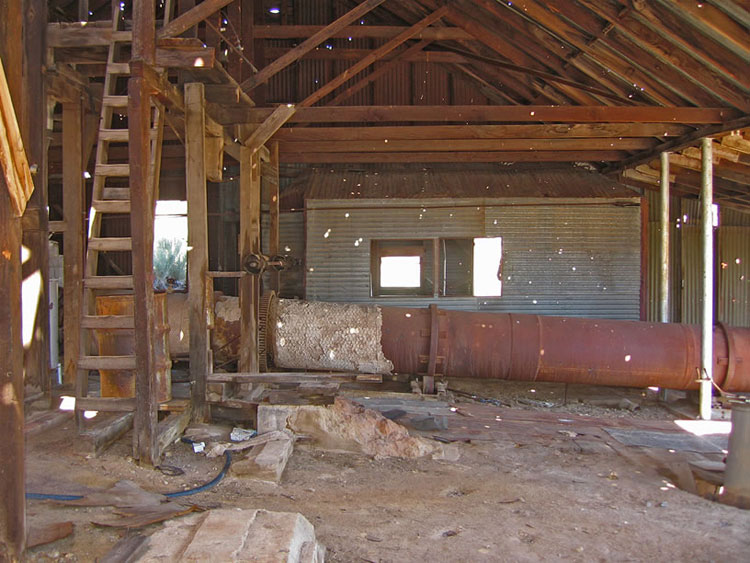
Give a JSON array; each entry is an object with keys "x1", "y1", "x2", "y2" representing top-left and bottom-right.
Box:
[
  {"x1": 700, "y1": 137, "x2": 714, "y2": 420},
  {"x1": 659, "y1": 151, "x2": 670, "y2": 323}
]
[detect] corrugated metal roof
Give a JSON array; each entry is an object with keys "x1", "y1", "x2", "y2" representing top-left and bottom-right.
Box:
[{"x1": 304, "y1": 164, "x2": 639, "y2": 200}]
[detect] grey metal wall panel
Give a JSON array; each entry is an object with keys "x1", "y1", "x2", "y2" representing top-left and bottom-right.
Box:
[
  {"x1": 680, "y1": 226, "x2": 702, "y2": 324},
  {"x1": 484, "y1": 204, "x2": 641, "y2": 319},
  {"x1": 306, "y1": 199, "x2": 641, "y2": 319},
  {"x1": 261, "y1": 212, "x2": 305, "y2": 298},
  {"x1": 718, "y1": 227, "x2": 750, "y2": 327}
]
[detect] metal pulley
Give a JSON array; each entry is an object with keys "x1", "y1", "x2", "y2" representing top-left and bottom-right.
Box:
[{"x1": 242, "y1": 253, "x2": 290, "y2": 275}]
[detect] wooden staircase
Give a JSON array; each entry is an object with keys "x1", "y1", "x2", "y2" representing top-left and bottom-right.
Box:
[{"x1": 75, "y1": 2, "x2": 165, "y2": 424}]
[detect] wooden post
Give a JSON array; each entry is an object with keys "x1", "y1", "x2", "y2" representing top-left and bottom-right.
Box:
[
  {"x1": 1, "y1": 1, "x2": 27, "y2": 555},
  {"x1": 239, "y1": 146, "x2": 260, "y2": 372},
  {"x1": 130, "y1": 0, "x2": 159, "y2": 465},
  {"x1": 268, "y1": 141, "x2": 280, "y2": 292},
  {"x1": 185, "y1": 82, "x2": 209, "y2": 421},
  {"x1": 0, "y1": 172, "x2": 25, "y2": 563},
  {"x1": 62, "y1": 100, "x2": 84, "y2": 386},
  {"x1": 21, "y1": 0, "x2": 50, "y2": 395}
]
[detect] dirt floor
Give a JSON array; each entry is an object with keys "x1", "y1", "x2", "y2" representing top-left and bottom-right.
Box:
[{"x1": 22, "y1": 381, "x2": 750, "y2": 562}]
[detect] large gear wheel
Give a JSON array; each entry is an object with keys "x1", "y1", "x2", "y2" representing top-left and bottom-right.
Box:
[{"x1": 258, "y1": 291, "x2": 276, "y2": 372}]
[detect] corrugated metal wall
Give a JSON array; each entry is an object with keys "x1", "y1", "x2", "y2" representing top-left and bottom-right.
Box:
[
  {"x1": 305, "y1": 198, "x2": 641, "y2": 319},
  {"x1": 261, "y1": 212, "x2": 305, "y2": 298},
  {"x1": 719, "y1": 227, "x2": 750, "y2": 326},
  {"x1": 645, "y1": 191, "x2": 750, "y2": 326}
]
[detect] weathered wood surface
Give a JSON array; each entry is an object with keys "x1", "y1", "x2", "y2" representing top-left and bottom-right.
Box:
[
  {"x1": 185, "y1": 83, "x2": 209, "y2": 421},
  {"x1": 225, "y1": 105, "x2": 740, "y2": 125},
  {"x1": 239, "y1": 147, "x2": 261, "y2": 373},
  {"x1": 240, "y1": 0, "x2": 387, "y2": 91},
  {"x1": 0, "y1": 60, "x2": 35, "y2": 216}
]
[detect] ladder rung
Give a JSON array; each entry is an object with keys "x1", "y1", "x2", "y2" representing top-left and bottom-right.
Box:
[
  {"x1": 79, "y1": 355, "x2": 136, "y2": 370},
  {"x1": 81, "y1": 315, "x2": 135, "y2": 329},
  {"x1": 101, "y1": 188, "x2": 131, "y2": 200},
  {"x1": 111, "y1": 31, "x2": 132, "y2": 42},
  {"x1": 76, "y1": 397, "x2": 136, "y2": 412},
  {"x1": 98, "y1": 129, "x2": 130, "y2": 142},
  {"x1": 88, "y1": 237, "x2": 132, "y2": 252},
  {"x1": 84, "y1": 276, "x2": 133, "y2": 289},
  {"x1": 92, "y1": 199, "x2": 130, "y2": 214},
  {"x1": 96, "y1": 163, "x2": 130, "y2": 177},
  {"x1": 107, "y1": 62, "x2": 130, "y2": 75},
  {"x1": 102, "y1": 95, "x2": 128, "y2": 108}
]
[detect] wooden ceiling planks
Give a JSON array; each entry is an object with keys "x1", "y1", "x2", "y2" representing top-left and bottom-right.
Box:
[{"x1": 43, "y1": 0, "x2": 750, "y2": 210}]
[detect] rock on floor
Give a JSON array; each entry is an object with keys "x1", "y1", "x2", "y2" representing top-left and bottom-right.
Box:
[{"x1": 138, "y1": 508, "x2": 325, "y2": 562}]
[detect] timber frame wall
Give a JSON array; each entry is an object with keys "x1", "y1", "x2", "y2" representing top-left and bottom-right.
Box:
[{"x1": 2, "y1": 1, "x2": 749, "y2": 557}]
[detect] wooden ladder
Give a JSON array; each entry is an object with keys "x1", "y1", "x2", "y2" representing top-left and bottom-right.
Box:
[{"x1": 76, "y1": 1, "x2": 165, "y2": 425}]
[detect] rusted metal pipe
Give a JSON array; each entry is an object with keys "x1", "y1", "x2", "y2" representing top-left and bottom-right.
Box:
[{"x1": 260, "y1": 297, "x2": 750, "y2": 392}]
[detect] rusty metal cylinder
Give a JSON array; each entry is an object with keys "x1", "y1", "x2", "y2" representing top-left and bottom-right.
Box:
[
  {"x1": 263, "y1": 298, "x2": 750, "y2": 392},
  {"x1": 721, "y1": 403, "x2": 750, "y2": 508},
  {"x1": 96, "y1": 294, "x2": 171, "y2": 401}
]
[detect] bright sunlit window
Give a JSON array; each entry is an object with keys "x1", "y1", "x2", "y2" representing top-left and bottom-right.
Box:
[
  {"x1": 380, "y1": 256, "x2": 421, "y2": 287},
  {"x1": 153, "y1": 200, "x2": 188, "y2": 290},
  {"x1": 473, "y1": 237, "x2": 503, "y2": 297}
]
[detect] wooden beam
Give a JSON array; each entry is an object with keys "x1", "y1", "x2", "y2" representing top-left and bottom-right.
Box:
[
  {"x1": 157, "y1": 404, "x2": 193, "y2": 455},
  {"x1": 240, "y1": 0, "x2": 387, "y2": 92},
  {"x1": 0, "y1": 60, "x2": 35, "y2": 216},
  {"x1": 239, "y1": 146, "x2": 260, "y2": 372},
  {"x1": 272, "y1": 123, "x2": 692, "y2": 141},
  {"x1": 158, "y1": 0, "x2": 235, "y2": 39},
  {"x1": 185, "y1": 83, "x2": 209, "y2": 422},
  {"x1": 231, "y1": 105, "x2": 739, "y2": 125},
  {"x1": 263, "y1": 44, "x2": 460, "y2": 62},
  {"x1": 602, "y1": 116, "x2": 750, "y2": 174},
  {"x1": 242, "y1": 103, "x2": 296, "y2": 154},
  {"x1": 21, "y1": 0, "x2": 50, "y2": 394},
  {"x1": 279, "y1": 150, "x2": 630, "y2": 163},
  {"x1": 252, "y1": 24, "x2": 474, "y2": 40},
  {"x1": 328, "y1": 40, "x2": 431, "y2": 106},
  {"x1": 301, "y1": 7, "x2": 448, "y2": 108},
  {"x1": 62, "y1": 100, "x2": 84, "y2": 386},
  {"x1": 268, "y1": 141, "x2": 280, "y2": 293},
  {"x1": 667, "y1": 0, "x2": 749, "y2": 59},
  {"x1": 277, "y1": 138, "x2": 656, "y2": 153},
  {"x1": 0, "y1": 2, "x2": 24, "y2": 555},
  {"x1": 128, "y1": 61, "x2": 159, "y2": 465},
  {"x1": 576, "y1": 0, "x2": 750, "y2": 111}
]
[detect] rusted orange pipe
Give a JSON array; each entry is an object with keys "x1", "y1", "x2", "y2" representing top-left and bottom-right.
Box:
[
  {"x1": 260, "y1": 297, "x2": 750, "y2": 392},
  {"x1": 379, "y1": 306, "x2": 750, "y2": 391}
]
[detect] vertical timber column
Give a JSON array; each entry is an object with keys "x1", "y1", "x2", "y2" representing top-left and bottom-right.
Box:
[
  {"x1": 268, "y1": 141, "x2": 280, "y2": 292},
  {"x1": 185, "y1": 83, "x2": 209, "y2": 421},
  {"x1": 130, "y1": 0, "x2": 160, "y2": 464},
  {"x1": 62, "y1": 100, "x2": 84, "y2": 386},
  {"x1": 659, "y1": 152, "x2": 670, "y2": 323},
  {"x1": 1, "y1": 0, "x2": 27, "y2": 556},
  {"x1": 239, "y1": 146, "x2": 260, "y2": 372},
  {"x1": 700, "y1": 138, "x2": 714, "y2": 421},
  {"x1": 0, "y1": 175, "x2": 25, "y2": 561},
  {"x1": 21, "y1": 0, "x2": 50, "y2": 394}
]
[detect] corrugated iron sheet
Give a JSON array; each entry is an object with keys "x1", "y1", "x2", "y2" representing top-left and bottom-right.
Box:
[
  {"x1": 305, "y1": 198, "x2": 641, "y2": 320},
  {"x1": 304, "y1": 164, "x2": 639, "y2": 200},
  {"x1": 261, "y1": 211, "x2": 305, "y2": 298},
  {"x1": 718, "y1": 227, "x2": 750, "y2": 327},
  {"x1": 680, "y1": 225, "x2": 702, "y2": 324}
]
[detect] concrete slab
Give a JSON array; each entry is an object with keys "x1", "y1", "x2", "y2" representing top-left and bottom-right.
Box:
[{"x1": 138, "y1": 508, "x2": 325, "y2": 562}]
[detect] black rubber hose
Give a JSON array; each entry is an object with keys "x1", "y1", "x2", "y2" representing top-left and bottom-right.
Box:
[{"x1": 26, "y1": 451, "x2": 232, "y2": 501}]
